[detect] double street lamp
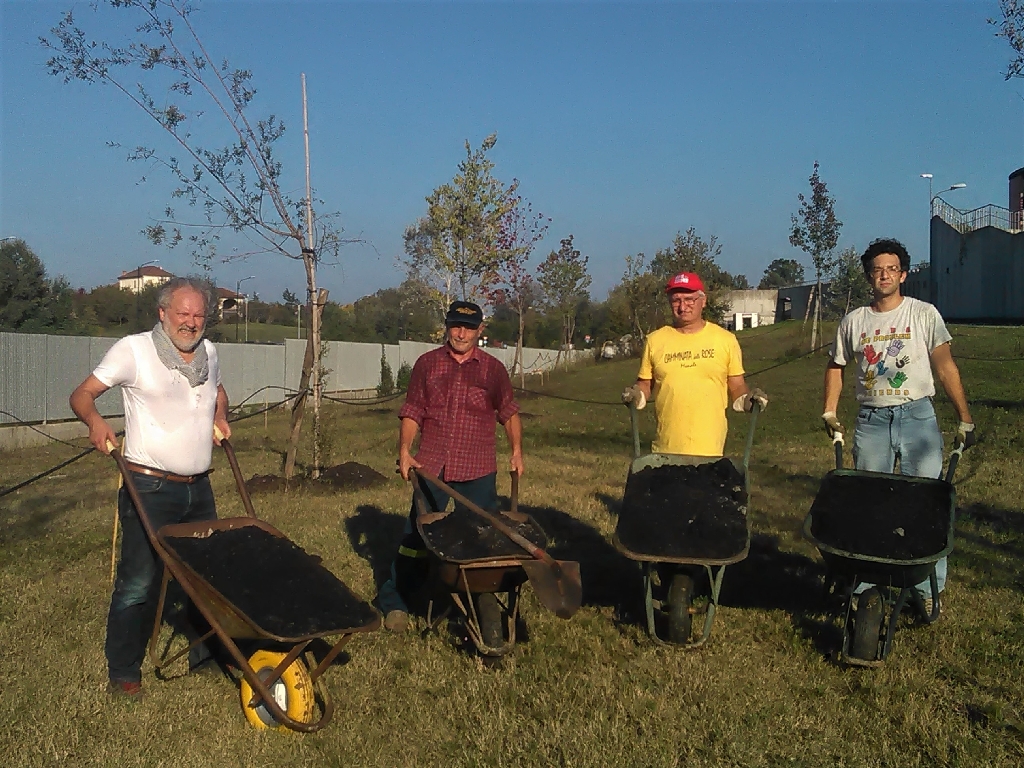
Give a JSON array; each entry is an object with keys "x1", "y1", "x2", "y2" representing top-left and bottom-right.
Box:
[
  {"x1": 235, "y1": 275, "x2": 254, "y2": 342},
  {"x1": 921, "y1": 173, "x2": 967, "y2": 213}
]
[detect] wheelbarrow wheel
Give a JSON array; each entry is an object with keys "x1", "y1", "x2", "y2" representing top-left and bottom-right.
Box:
[
  {"x1": 476, "y1": 592, "x2": 504, "y2": 652},
  {"x1": 667, "y1": 573, "x2": 694, "y2": 644},
  {"x1": 851, "y1": 588, "x2": 884, "y2": 662},
  {"x1": 240, "y1": 650, "x2": 315, "y2": 731}
]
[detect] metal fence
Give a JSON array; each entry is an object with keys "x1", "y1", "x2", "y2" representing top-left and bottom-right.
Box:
[
  {"x1": 0, "y1": 332, "x2": 590, "y2": 425},
  {"x1": 932, "y1": 199, "x2": 1024, "y2": 235}
]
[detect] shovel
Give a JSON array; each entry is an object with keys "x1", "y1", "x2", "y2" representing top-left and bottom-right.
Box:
[{"x1": 411, "y1": 468, "x2": 582, "y2": 619}]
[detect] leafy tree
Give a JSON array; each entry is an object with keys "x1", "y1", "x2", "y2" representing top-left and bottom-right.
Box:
[
  {"x1": 42, "y1": 0, "x2": 345, "y2": 478},
  {"x1": 824, "y1": 246, "x2": 872, "y2": 319},
  {"x1": 759, "y1": 258, "x2": 806, "y2": 289},
  {"x1": 649, "y1": 228, "x2": 743, "y2": 324},
  {"x1": 482, "y1": 189, "x2": 549, "y2": 384},
  {"x1": 377, "y1": 347, "x2": 395, "y2": 397},
  {"x1": 610, "y1": 252, "x2": 663, "y2": 345},
  {"x1": 402, "y1": 134, "x2": 516, "y2": 318},
  {"x1": 790, "y1": 161, "x2": 842, "y2": 349},
  {"x1": 536, "y1": 235, "x2": 592, "y2": 359},
  {"x1": 992, "y1": 1, "x2": 1024, "y2": 79},
  {"x1": 0, "y1": 239, "x2": 75, "y2": 332}
]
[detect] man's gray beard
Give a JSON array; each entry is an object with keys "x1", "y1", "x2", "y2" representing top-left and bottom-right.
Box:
[{"x1": 163, "y1": 320, "x2": 204, "y2": 353}]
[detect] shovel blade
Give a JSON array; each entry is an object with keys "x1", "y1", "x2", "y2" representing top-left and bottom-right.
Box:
[{"x1": 521, "y1": 559, "x2": 582, "y2": 619}]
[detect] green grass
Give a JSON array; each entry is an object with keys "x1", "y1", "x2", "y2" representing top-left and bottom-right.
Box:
[{"x1": 2, "y1": 320, "x2": 1023, "y2": 766}]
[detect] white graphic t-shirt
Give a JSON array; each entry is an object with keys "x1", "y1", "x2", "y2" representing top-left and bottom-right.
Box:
[{"x1": 829, "y1": 297, "x2": 952, "y2": 407}]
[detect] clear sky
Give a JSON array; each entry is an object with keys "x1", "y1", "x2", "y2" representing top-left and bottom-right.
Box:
[{"x1": 2, "y1": 0, "x2": 1022, "y2": 305}]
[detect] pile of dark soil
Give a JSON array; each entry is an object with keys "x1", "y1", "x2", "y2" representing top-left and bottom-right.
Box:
[
  {"x1": 809, "y1": 473, "x2": 952, "y2": 560},
  {"x1": 170, "y1": 526, "x2": 378, "y2": 637},
  {"x1": 420, "y1": 507, "x2": 548, "y2": 563},
  {"x1": 245, "y1": 462, "x2": 388, "y2": 495},
  {"x1": 616, "y1": 459, "x2": 748, "y2": 561}
]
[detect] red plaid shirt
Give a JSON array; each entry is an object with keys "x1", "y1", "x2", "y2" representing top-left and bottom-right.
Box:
[{"x1": 399, "y1": 345, "x2": 519, "y2": 482}]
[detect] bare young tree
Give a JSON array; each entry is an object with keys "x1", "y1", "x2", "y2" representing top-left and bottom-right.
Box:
[{"x1": 41, "y1": 0, "x2": 346, "y2": 478}]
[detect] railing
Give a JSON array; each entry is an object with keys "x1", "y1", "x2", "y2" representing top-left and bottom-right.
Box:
[{"x1": 932, "y1": 198, "x2": 1024, "y2": 234}]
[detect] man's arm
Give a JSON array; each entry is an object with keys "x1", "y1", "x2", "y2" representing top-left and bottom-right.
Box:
[
  {"x1": 727, "y1": 375, "x2": 749, "y2": 404},
  {"x1": 502, "y1": 413, "x2": 524, "y2": 476},
  {"x1": 213, "y1": 383, "x2": 231, "y2": 445},
  {"x1": 931, "y1": 343, "x2": 972, "y2": 423},
  {"x1": 823, "y1": 363, "x2": 845, "y2": 414},
  {"x1": 70, "y1": 375, "x2": 117, "y2": 453},
  {"x1": 634, "y1": 378, "x2": 652, "y2": 401},
  {"x1": 398, "y1": 417, "x2": 422, "y2": 481}
]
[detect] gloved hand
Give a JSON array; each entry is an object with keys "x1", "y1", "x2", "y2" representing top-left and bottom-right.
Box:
[
  {"x1": 621, "y1": 384, "x2": 646, "y2": 410},
  {"x1": 956, "y1": 421, "x2": 976, "y2": 450},
  {"x1": 822, "y1": 411, "x2": 845, "y2": 439},
  {"x1": 732, "y1": 387, "x2": 768, "y2": 413}
]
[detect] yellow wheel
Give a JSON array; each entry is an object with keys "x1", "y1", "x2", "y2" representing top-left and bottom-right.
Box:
[{"x1": 239, "y1": 650, "x2": 315, "y2": 731}]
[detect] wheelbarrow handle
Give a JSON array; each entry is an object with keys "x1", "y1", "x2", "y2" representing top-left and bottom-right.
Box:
[
  {"x1": 833, "y1": 432, "x2": 844, "y2": 470},
  {"x1": 945, "y1": 440, "x2": 964, "y2": 484}
]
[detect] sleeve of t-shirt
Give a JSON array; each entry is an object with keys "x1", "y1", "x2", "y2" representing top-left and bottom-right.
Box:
[
  {"x1": 637, "y1": 336, "x2": 655, "y2": 380},
  {"x1": 92, "y1": 337, "x2": 138, "y2": 388},
  {"x1": 207, "y1": 341, "x2": 222, "y2": 387},
  {"x1": 829, "y1": 317, "x2": 852, "y2": 367},
  {"x1": 926, "y1": 304, "x2": 953, "y2": 351},
  {"x1": 727, "y1": 334, "x2": 745, "y2": 376}
]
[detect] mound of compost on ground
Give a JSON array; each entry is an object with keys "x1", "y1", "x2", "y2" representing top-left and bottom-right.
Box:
[
  {"x1": 616, "y1": 458, "x2": 748, "y2": 561},
  {"x1": 809, "y1": 473, "x2": 952, "y2": 560},
  {"x1": 245, "y1": 462, "x2": 388, "y2": 494},
  {"x1": 169, "y1": 527, "x2": 378, "y2": 637},
  {"x1": 420, "y1": 507, "x2": 548, "y2": 563}
]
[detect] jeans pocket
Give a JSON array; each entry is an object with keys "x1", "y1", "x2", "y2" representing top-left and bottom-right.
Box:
[
  {"x1": 907, "y1": 399, "x2": 937, "y2": 422},
  {"x1": 129, "y1": 473, "x2": 164, "y2": 494}
]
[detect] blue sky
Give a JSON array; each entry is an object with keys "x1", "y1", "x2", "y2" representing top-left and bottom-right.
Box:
[{"x1": 2, "y1": 0, "x2": 1022, "y2": 305}]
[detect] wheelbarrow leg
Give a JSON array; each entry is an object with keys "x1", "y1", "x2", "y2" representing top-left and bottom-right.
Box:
[{"x1": 145, "y1": 565, "x2": 218, "y2": 675}]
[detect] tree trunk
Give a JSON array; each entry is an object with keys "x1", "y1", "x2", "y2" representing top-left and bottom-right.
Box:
[
  {"x1": 810, "y1": 280, "x2": 821, "y2": 351},
  {"x1": 284, "y1": 285, "x2": 327, "y2": 480},
  {"x1": 802, "y1": 284, "x2": 814, "y2": 330},
  {"x1": 516, "y1": 308, "x2": 525, "y2": 389}
]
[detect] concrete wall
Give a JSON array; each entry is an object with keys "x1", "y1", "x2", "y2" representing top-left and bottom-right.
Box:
[{"x1": 931, "y1": 217, "x2": 1024, "y2": 321}]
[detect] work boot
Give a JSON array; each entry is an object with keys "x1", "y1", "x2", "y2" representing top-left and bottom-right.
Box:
[
  {"x1": 384, "y1": 609, "x2": 410, "y2": 633},
  {"x1": 107, "y1": 680, "x2": 144, "y2": 701}
]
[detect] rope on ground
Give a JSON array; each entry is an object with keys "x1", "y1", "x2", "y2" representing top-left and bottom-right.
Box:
[{"x1": 0, "y1": 410, "x2": 90, "y2": 449}]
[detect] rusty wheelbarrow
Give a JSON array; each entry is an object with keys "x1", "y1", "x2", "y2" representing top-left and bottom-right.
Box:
[
  {"x1": 108, "y1": 438, "x2": 379, "y2": 732},
  {"x1": 410, "y1": 469, "x2": 581, "y2": 661}
]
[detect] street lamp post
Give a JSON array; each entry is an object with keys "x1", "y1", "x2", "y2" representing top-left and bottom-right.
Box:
[
  {"x1": 135, "y1": 259, "x2": 158, "y2": 330},
  {"x1": 235, "y1": 276, "x2": 255, "y2": 342},
  {"x1": 930, "y1": 182, "x2": 967, "y2": 213}
]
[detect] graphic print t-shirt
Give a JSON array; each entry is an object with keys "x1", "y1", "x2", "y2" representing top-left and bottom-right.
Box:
[
  {"x1": 637, "y1": 323, "x2": 744, "y2": 456},
  {"x1": 829, "y1": 297, "x2": 952, "y2": 407}
]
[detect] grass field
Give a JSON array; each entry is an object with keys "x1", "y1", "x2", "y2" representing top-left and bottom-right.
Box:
[{"x1": 2, "y1": 320, "x2": 1023, "y2": 767}]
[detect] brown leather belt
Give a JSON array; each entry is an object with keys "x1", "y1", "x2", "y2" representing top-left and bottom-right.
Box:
[{"x1": 124, "y1": 461, "x2": 212, "y2": 484}]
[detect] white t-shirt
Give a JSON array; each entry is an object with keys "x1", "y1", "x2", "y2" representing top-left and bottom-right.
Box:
[
  {"x1": 93, "y1": 332, "x2": 221, "y2": 475},
  {"x1": 830, "y1": 297, "x2": 952, "y2": 407}
]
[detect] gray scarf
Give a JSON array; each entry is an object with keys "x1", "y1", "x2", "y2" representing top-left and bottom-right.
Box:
[{"x1": 152, "y1": 322, "x2": 209, "y2": 388}]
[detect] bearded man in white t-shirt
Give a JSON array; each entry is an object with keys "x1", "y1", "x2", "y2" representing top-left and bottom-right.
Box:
[
  {"x1": 822, "y1": 238, "x2": 975, "y2": 612},
  {"x1": 70, "y1": 277, "x2": 231, "y2": 699}
]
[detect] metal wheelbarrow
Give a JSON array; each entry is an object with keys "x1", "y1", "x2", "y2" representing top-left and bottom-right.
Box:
[
  {"x1": 612, "y1": 403, "x2": 760, "y2": 647},
  {"x1": 802, "y1": 431, "x2": 962, "y2": 667},
  {"x1": 108, "y1": 437, "x2": 380, "y2": 731},
  {"x1": 411, "y1": 469, "x2": 581, "y2": 661}
]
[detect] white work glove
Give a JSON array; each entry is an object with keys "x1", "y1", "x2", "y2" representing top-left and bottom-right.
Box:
[
  {"x1": 956, "y1": 421, "x2": 976, "y2": 450},
  {"x1": 822, "y1": 411, "x2": 845, "y2": 439},
  {"x1": 732, "y1": 387, "x2": 768, "y2": 413},
  {"x1": 621, "y1": 384, "x2": 647, "y2": 410}
]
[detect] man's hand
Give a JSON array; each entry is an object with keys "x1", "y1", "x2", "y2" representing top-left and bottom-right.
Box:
[
  {"x1": 88, "y1": 418, "x2": 118, "y2": 454},
  {"x1": 213, "y1": 419, "x2": 231, "y2": 445},
  {"x1": 732, "y1": 388, "x2": 769, "y2": 413},
  {"x1": 822, "y1": 411, "x2": 845, "y2": 439},
  {"x1": 398, "y1": 449, "x2": 422, "y2": 481},
  {"x1": 956, "y1": 421, "x2": 977, "y2": 450},
  {"x1": 621, "y1": 384, "x2": 646, "y2": 410},
  {"x1": 510, "y1": 451, "x2": 525, "y2": 476}
]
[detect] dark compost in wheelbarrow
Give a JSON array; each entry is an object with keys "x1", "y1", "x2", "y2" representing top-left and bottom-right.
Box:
[
  {"x1": 169, "y1": 527, "x2": 378, "y2": 637},
  {"x1": 618, "y1": 459, "x2": 747, "y2": 560},
  {"x1": 809, "y1": 473, "x2": 951, "y2": 560},
  {"x1": 420, "y1": 506, "x2": 547, "y2": 562}
]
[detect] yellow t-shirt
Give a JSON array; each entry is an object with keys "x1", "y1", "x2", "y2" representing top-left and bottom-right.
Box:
[{"x1": 637, "y1": 323, "x2": 745, "y2": 456}]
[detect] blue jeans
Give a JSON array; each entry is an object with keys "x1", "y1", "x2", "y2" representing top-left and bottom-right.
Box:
[
  {"x1": 106, "y1": 472, "x2": 217, "y2": 683},
  {"x1": 852, "y1": 398, "x2": 946, "y2": 595},
  {"x1": 377, "y1": 472, "x2": 498, "y2": 615}
]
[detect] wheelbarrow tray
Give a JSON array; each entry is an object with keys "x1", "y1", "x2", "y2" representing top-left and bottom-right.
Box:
[
  {"x1": 157, "y1": 518, "x2": 380, "y2": 643},
  {"x1": 417, "y1": 505, "x2": 548, "y2": 565},
  {"x1": 613, "y1": 453, "x2": 750, "y2": 566},
  {"x1": 802, "y1": 469, "x2": 955, "y2": 588}
]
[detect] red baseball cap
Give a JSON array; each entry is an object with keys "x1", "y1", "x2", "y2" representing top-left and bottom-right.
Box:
[{"x1": 664, "y1": 272, "x2": 705, "y2": 293}]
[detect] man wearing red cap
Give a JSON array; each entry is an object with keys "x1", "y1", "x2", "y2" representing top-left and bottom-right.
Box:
[{"x1": 622, "y1": 272, "x2": 766, "y2": 456}]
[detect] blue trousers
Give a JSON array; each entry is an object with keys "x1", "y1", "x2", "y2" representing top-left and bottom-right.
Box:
[
  {"x1": 106, "y1": 472, "x2": 217, "y2": 683},
  {"x1": 852, "y1": 398, "x2": 946, "y2": 595}
]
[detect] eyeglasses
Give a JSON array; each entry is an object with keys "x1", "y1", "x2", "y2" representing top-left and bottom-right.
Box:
[
  {"x1": 670, "y1": 294, "x2": 704, "y2": 306},
  {"x1": 870, "y1": 266, "x2": 904, "y2": 276}
]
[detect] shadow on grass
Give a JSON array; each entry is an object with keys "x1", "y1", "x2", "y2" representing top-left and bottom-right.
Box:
[
  {"x1": 952, "y1": 503, "x2": 1024, "y2": 591},
  {"x1": 344, "y1": 504, "x2": 407, "y2": 589}
]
